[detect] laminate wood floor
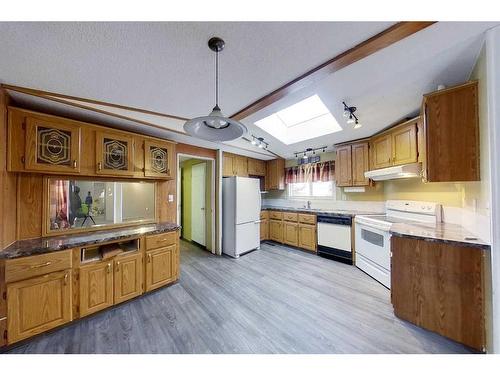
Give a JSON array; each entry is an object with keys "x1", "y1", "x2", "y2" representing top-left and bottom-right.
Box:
[{"x1": 5, "y1": 241, "x2": 474, "y2": 354}]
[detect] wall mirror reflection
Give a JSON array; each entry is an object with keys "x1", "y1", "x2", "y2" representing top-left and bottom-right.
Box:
[{"x1": 45, "y1": 178, "x2": 156, "y2": 234}]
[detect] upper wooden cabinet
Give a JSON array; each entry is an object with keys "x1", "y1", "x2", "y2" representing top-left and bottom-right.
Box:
[
  {"x1": 24, "y1": 116, "x2": 81, "y2": 173},
  {"x1": 222, "y1": 152, "x2": 248, "y2": 177},
  {"x1": 370, "y1": 118, "x2": 418, "y2": 170},
  {"x1": 423, "y1": 81, "x2": 479, "y2": 182},
  {"x1": 7, "y1": 107, "x2": 175, "y2": 180},
  {"x1": 248, "y1": 158, "x2": 266, "y2": 176},
  {"x1": 335, "y1": 141, "x2": 369, "y2": 187},
  {"x1": 266, "y1": 158, "x2": 285, "y2": 190},
  {"x1": 96, "y1": 130, "x2": 135, "y2": 176},
  {"x1": 144, "y1": 139, "x2": 174, "y2": 179}
]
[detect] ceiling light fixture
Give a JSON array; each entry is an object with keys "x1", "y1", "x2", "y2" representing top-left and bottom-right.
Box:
[
  {"x1": 183, "y1": 37, "x2": 247, "y2": 141},
  {"x1": 296, "y1": 146, "x2": 326, "y2": 162},
  {"x1": 250, "y1": 135, "x2": 268, "y2": 149},
  {"x1": 342, "y1": 101, "x2": 362, "y2": 129}
]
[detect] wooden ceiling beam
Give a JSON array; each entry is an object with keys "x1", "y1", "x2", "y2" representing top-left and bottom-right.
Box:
[{"x1": 231, "y1": 21, "x2": 436, "y2": 121}]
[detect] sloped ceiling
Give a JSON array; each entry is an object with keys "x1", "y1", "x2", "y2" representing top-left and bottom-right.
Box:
[{"x1": 1, "y1": 21, "x2": 498, "y2": 159}]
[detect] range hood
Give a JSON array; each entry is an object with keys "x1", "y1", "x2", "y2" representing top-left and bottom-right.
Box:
[{"x1": 364, "y1": 162, "x2": 422, "y2": 181}]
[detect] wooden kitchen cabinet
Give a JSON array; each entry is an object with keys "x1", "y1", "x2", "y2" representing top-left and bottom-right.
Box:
[
  {"x1": 222, "y1": 152, "x2": 248, "y2": 177},
  {"x1": 234, "y1": 156, "x2": 248, "y2": 177},
  {"x1": 260, "y1": 219, "x2": 269, "y2": 241},
  {"x1": 248, "y1": 158, "x2": 266, "y2": 176},
  {"x1": 370, "y1": 133, "x2": 392, "y2": 170},
  {"x1": 114, "y1": 252, "x2": 143, "y2": 304},
  {"x1": 96, "y1": 130, "x2": 135, "y2": 176},
  {"x1": 7, "y1": 270, "x2": 72, "y2": 343},
  {"x1": 269, "y1": 219, "x2": 283, "y2": 243},
  {"x1": 391, "y1": 236, "x2": 485, "y2": 351},
  {"x1": 423, "y1": 81, "x2": 479, "y2": 182},
  {"x1": 145, "y1": 245, "x2": 177, "y2": 292},
  {"x1": 392, "y1": 121, "x2": 418, "y2": 166},
  {"x1": 283, "y1": 222, "x2": 299, "y2": 247},
  {"x1": 266, "y1": 158, "x2": 285, "y2": 190},
  {"x1": 298, "y1": 224, "x2": 316, "y2": 252},
  {"x1": 24, "y1": 116, "x2": 81, "y2": 173},
  {"x1": 144, "y1": 139, "x2": 174, "y2": 179},
  {"x1": 79, "y1": 261, "x2": 114, "y2": 317},
  {"x1": 335, "y1": 144, "x2": 352, "y2": 187}
]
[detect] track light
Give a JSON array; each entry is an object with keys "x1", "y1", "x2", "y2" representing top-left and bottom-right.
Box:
[
  {"x1": 250, "y1": 135, "x2": 268, "y2": 149},
  {"x1": 342, "y1": 101, "x2": 361, "y2": 129}
]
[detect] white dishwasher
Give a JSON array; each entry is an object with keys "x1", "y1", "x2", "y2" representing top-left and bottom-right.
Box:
[{"x1": 317, "y1": 214, "x2": 352, "y2": 264}]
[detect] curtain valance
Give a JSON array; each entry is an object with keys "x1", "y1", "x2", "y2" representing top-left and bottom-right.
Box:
[{"x1": 285, "y1": 161, "x2": 335, "y2": 184}]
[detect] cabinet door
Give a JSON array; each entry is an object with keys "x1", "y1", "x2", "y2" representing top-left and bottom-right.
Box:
[
  {"x1": 371, "y1": 134, "x2": 392, "y2": 169},
  {"x1": 352, "y1": 142, "x2": 370, "y2": 186},
  {"x1": 79, "y1": 261, "x2": 114, "y2": 317},
  {"x1": 266, "y1": 159, "x2": 285, "y2": 190},
  {"x1": 223, "y1": 153, "x2": 234, "y2": 177},
  {"x1": 144, "y1": 140, "x2": 174, "y2": 179},
  {"x1": 260, "y1": 219, "x2": 269, "y2": 241},
  {"x1": 145, "y1": 245, "x2": 177, "y2": 292},
  {"x1": 248, "y1": 158, "x2": 266, "y2": 176},
  {"x1": 7, "y1": 270, "x2": 72, "y2": 344},
  {"x1": 25, "y1": 117, "x2": 81, "y2": 173},
  {"x1": 114, "y1": 253, "x2": 143, "y2": 305},
  {"x1": 234, "y1": 156, "x2": 248, "y2": 177},
  {"x1": 298, "y1": 224, "x2": 317, "y2": 252},
  {"x1": 335, "y1": 145, "x2": 352, "y2": 187},
  {"x1": 392, "y1": 122, "x2": 418, "y2": 166},
  {"x1": 269, "y1": 219, "x2": 283, "y2": 243},
  {"x1": 96, "y1": 131, "x2": 135, "y2": 176},
  {"x1": 283, "y1": 222, "x2": 298, "y2": 247}
]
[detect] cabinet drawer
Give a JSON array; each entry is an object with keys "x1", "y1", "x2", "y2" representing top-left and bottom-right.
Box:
[
  {"x1": 260, "y1": 211, "x2": 269, "y2": 220},
  {"x1": 5, "y1": 250, "x2": 72, "y2": 283},
  {"x1": 283, "y1": 212, "x2": 298, "y2": 222},
  {"x1": 146, "y1": 231, "x2": 177, "y2": 250},
  {"x1": 298, "y1": 213, "x2": 316, "y2": 224},
  {"x1": 269, "y1": 211, "x2": 283, "y2": 220}
]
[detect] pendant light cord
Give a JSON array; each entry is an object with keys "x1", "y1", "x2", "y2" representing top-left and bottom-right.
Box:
[{"x1": 215, "y1": 50, "x2": 219, "y2": 108}]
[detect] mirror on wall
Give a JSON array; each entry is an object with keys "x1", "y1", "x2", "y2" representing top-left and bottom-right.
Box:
[{"x1": 46, "y1": 178, "x2": 156, "y2": 234}]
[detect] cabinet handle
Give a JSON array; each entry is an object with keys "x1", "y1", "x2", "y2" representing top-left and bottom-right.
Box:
[
  {"x1": 73, "y1": 160, "x2": 77, "y2": 169},
  {"x1": 64, "y1": 273, "x2": 68, "y2": 285},
  {"x1": 116, "y1": 261, "x2": 120, "y2": 272},
  {"x1": 147, "y1": 253, "x2": 152, "y2": 263},
  {"x1": 30, "y1": 261, "x2": 52, "y2": 269},
  {"x1": 106, "y1": 263, "x2": 111, "y2": 273},
  {"x1": 98, "y1": 162, "x2": 102, "y2": 171}
]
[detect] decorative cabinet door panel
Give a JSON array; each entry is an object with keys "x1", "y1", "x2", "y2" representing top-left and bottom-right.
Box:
[
  {"x1": 298, "y1": 224, "x2": 317, "y2": 252},
  {"x1": 260, "y1": 219, "x2": 269, "y2": 241},
  {"x1": 351, "y1": 142, "x2": 370, "y2": 186},
  {"x1": 144, "y1": 140, "x2": 174, "y2": 179},
  {"x1": 335, "y1": 145, "x2": 352, "y2": 187},
  {"x1": 145, "y1": 245, "x2": 176, "y2": 292},
  {"x1": 7, "y1": 270, "x2": 72, "y2": 344},
  {"x1": 283, "y1": 222, "x2": 299, "y2": 247},
  {"x1": 25, "y1": 117, "x2": 81, "y2": 173},
  {"x1": 96, "y1": 131, "x2": 134, "y2": 176},
  {"x1": 114, "y1": 252, "x2": 143, "y2": 304},
  {"x1": 79, "y1": 261, "x2": 114, "y2": 317},
  {"x1": 392, "y1": 122, "x2": 418, "y2": 166},
  {"x1": 371, "y1": 134, "x2": 392, "y2": 170},
  {"x1": 269, "y1": 219, "x2": 283, "y2": 243}
]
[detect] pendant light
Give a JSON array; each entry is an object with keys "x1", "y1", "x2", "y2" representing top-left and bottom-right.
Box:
[{"x1": 183, "y1": 37, "x2": 247, "y2": 141}]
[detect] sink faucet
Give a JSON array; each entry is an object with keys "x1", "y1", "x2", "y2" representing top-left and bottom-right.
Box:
[{"x1": 306, "y1": 200, "x2": 312, "y2": 209}]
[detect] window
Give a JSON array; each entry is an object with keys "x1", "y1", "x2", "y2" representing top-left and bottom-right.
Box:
[
  {"x1": 288, "y1": 180, "x2": 335, "y2": 198},
  {"x1": 254, "y1": 95, "x2": 342, "y2": 145}
]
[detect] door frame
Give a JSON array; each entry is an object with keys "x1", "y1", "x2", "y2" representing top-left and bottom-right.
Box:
[
  {"x1": 177, "y1": 153, "x2": 216, "y2": 254},
  {"x1": 190, "y1": 161, "x2": 207, "y2": 246}
]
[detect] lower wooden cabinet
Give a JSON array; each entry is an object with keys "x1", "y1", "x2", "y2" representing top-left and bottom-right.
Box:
[
  {"x1": 298, "y1": 224, "x2": 317, "y2": 252},
  {"x1": 79, "y1": 261, "x2": 114, "y2": 317},
  {"x1": 260, "y1": 219, "x2": 269, "y2": 241},
  {"x1": 269, "y1": 219, "x2": 283, "y2": 243},
  {"x1": 145, "y1": 245, "x2": 177, "y2": 292},
  {"x1": 391, "y1": 236, "x2": 485, "y2": 351},
  {"x1": 283, "y1": 222, "x2": 298, "y2": 246},
  {"x1": 114, "y1": 252, "x2": 143, "y2": 305},
  {"x1": 7, "y1": 270, "x2": 72, "y2": 343}
]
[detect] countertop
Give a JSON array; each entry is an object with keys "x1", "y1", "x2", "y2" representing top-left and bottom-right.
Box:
[
  {"x1": 0, "y1": 222, "x2": 180, "y2": 259},
  {"x1": 390, "y1": 221, "x2": 490, "y2": 250},
  {"x1": 261, "y1": 205, "x2": 384, "y2": 218}
]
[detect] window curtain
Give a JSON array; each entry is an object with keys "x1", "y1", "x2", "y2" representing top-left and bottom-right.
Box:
[{"x1": 285, "y1": 161, "x2": 335, "y2": 184}]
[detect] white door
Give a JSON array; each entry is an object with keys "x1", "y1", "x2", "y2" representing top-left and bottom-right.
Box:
[{"x1": 191, "y1": 162, "x2": 206, "y2": 245}]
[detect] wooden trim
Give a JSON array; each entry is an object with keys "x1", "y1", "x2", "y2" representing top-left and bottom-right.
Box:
[
  {"x1": 231, "y1": 22, "x2": 436, "y2": 121},
  {"x1": 1, "y1": 84, "x2": 189, "y2": 121},
  {"x1": 423, "y1": 80, "x2": 478, "y2": 98}
]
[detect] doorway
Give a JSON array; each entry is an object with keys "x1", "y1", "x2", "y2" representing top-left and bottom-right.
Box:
[{"x1": 178, "y1": 154, "x2": 215, "y2": 253}]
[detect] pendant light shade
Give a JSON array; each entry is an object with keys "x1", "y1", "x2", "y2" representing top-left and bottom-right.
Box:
[{"x1": 183, "y1": 37, "x2": 247, "y2": 141}]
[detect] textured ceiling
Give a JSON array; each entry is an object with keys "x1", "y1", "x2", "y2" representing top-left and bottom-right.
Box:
[{"x1": 1, "y1": 21, "x2": 498, "y2": 159}]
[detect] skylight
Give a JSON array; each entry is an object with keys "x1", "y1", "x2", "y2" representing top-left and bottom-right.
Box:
[{"x1": 254, "y1": 95, "x2": 342, "y2": 145}]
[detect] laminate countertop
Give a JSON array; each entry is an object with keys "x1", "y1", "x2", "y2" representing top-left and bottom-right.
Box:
[
  {"x1": 390, "y1": 222, "x2": 490, "y2": 250},
  {"x1": 0, "y1": 222, "x2": 180, "y2": 260},
  {"x1": 261, "y1": 206, "x2": 384, "y2": 218}
]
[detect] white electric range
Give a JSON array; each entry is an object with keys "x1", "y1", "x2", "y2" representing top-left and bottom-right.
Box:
[{"x1": 354, "y1": 200, "x2": 442, "y2": 289}]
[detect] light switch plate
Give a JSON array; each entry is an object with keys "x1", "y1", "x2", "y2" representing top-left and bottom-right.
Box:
[{"x1": 168, "y1": 194, "x2": 174, "y2": 202}]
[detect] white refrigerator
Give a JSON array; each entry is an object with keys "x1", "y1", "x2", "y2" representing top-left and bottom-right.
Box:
[{"x1": 222, "y1": 176, "x2": 261, "y2": 258}]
